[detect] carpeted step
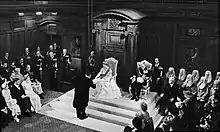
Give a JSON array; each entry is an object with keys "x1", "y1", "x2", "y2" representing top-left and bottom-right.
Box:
[
  {"x1": 40, "y1": 105, "x2": 125, "y2": 132},
  {"x1": 44, "y1": 96, "x2": 132, "y2": 127},
  {"x1": 88, "y1": 101, "x2": 135, "y2": 119},
  {"x1": 39, "y1": 89, "x2": 163, "y2": 132}
]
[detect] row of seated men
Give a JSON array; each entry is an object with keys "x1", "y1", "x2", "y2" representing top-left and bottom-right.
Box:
[
  {"x1": 127, "y1": 59, "x2": 220, "y2": 131},
  {"x1": 0, "y1": 69, "x2": 43, "y2": 128},
  {"x1": 0, "y1": 44, "x2": 72, "y2": 90}
]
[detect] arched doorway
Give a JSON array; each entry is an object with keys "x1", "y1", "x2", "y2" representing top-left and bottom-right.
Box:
[{"x1": 92, "y1": 9, "x2": 146, "y2": 89}]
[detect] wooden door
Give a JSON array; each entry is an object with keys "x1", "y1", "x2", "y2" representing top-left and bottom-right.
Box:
[
  {"x1": 102, "y1": 31, "x2": 127, "y2": 86},
  {"x1": 103, "y1": 31, "x2": 125, "y2": 64}
]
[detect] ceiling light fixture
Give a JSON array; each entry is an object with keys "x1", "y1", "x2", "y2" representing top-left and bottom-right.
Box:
[
  {"x1": 36, "y1": 11, "x2": 43, "y2": 16},
  {"x1": 51, "y1": 12, "x2": 58, "y2": 15},
  {"x1": 18, "y1": 12, "x2": 24, "y2": 16}
]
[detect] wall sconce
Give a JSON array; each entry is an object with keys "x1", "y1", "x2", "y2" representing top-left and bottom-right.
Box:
[
  {"x1": 18, "y1": 12, "x2": 24, "y2": 16},
  {"x1": 51, "y1": 12, "x2": 58, "y2": 15},
  {"x1": 92, "y1": 29, "x2": 100, "y2": 34},
  {"x1": 36, "y1": 11, "x2": 43, "y2": 16},
  {"x1": 124, "y1": 31, "x2": 128, "y2": 36}
]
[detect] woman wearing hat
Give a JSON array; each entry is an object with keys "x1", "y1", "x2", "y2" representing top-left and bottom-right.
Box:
[
  {"x1": 1, "y1": 80, "x2": 21, "y2": 122},
  {"x1": 21, "y1": 73, "x2": 41, "y2": 112}
]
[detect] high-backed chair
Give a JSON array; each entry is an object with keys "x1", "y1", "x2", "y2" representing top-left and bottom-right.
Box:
[{"x1": 106, "y1": 57, "x2": 118, "y2": 82}]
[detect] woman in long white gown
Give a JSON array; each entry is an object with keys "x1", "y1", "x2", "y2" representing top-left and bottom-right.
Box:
[
  {"x1": 21, "y1": 74, "x2": 41, "y2": 112},
  {"x1": 1, "y1": 80, "x2": 21, "y2": 122},
  {"x1": 93, "y1": 60, "x2": 121, "y2": 99}
]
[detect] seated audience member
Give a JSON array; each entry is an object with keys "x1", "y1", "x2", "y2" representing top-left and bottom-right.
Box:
[
  {"x1": 124, "y1": 126, "x2": 134, "y2": 132},
  {"x1": 10, "y1": 68, "x2": 24, "y2": 82},
  {"x1": 21, "y1": 73, "x2": 41, "y2": 112},
  {"x1": 0, "y1": 90, "x2": 11, "y2": 128},
  {"x1": 192, "y1": 70, "x2": 200, "y2": 85},
  {"x1": 130, "y1": 75, "x2": 143, "y2": 101},
  {"x1": 139, "y1": 102, "x2": 154, "y2": 132},
  {"x1": 199, "y1": 96, "x2": 220, "y2": 131},
  {"x1": 1, "y1": 80, "x2": 21, "y2": 122},
  {"x1": 154, "y1": 127, "x2": 164, "y2": 132},
  {"x1": 0, "y1": 62, "x2": 10, "y2": 80},
  {"x1": 207, "y1": 80, "x2": 219, "y2": 103},
  {"x1": 16, "y1": 57, "x2": 25, "y2": 75},
  {"x1": 176, "y1": 68, "x2": 186, "y2": 88},
  {"x1": 25, "y1": 64, "x2": 44, "y2": 99},
  {"x1": 10, "y1": 78, "x2": 32, "y2": 117},
  {"x1": 160, "y1": 116, "x2": 173, "y2": 131},
  {"x1": 215, "y1": 72, "x2": 220, "y2": 81},
  {"x1": 157, "y1": 76, "x2": 182, "y2": 115},
  {"x1": 159, "y1": 67, "x2": 176, "y2": 95},
  {"x1": 166, "y1": 67, "x2": 176, "y2": 79},
  {"x1": 132, "y1": 117, "x2": 146, "y2": 132},
  {"x1": 2, "y1": 52, "x2": 9, "y2": 65},
  {"x1": 204, "y1": 70, "x2": 214, "y2": 92},
  {"x1": 182, "y1": 74, "x2": 197, "y2": 99},
  {"x1": 196, "y1": 76, "x2": 210, "y2": 122},
  {"x1": 9, "y1": 61, "x2": 16, "y2": 74},
  {"x1": 136, "y1": 62, "x2": 144, "y2": 77}
]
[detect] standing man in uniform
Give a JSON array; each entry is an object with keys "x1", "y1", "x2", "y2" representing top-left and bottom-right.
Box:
[
  {"x1": 87, "y1": 51, "x2": 96, "y2": 79},
  {"x1": 2, "y1": 52, "x2": 10, "y2": 66},
  {"x1": 61, "y1": 49, "x2": 71, "y2": 81},
  {"x1": 151, "y1": 58, "x2": 164, "y2": 95},
  {"x1": 47, "y1": 52, "x2": 59, "y2": 90},
  {"x1": 23, "y1": 48, "x2": 33, "y2": 66},
  {"x1": 34, "y1": 51, "x2": 44, "y2": 82}
]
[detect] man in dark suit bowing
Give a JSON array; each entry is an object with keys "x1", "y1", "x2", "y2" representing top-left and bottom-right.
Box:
[{"x1": 72, "y1": 70, "x2": 96, "y2": 120}]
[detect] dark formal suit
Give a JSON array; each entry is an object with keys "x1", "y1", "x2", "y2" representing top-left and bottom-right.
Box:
[
  {"x1": 151, "y1": 64, "x2": 164, "y2": 94},
  {"x1": 130, "y1": 81, "x2": 142, "y2": 100},
  {"x1": 16, "y1": 63, "x2": 25, "y2": 75},
  {"x1": 23, "y1": 53, "x2": 33, "y2": 66},
  {"x1": 9, "y1": 83, "x2": 32, "y2": 115},
  {"x1": 2, "y1": 57, "x2": 9, "y2": 65},
  {"x1": 47, "y1": 56, "x2": 59, "y2": 90},
  {"x1": 61, "y1": 53, "x2": 71, "y2": 81},
  {"x1": 157, "y1": 82, "x2": 185, "y2": 115},
  {"x1": 0, "y1": 66, "x2": 10, "y2": 80},
  {"x1": 87, "y1": 56, "x2": 96, "y2": 79},
  {"x1": 0, "y1": 92, "x2": 11, "y2": 128},
  {"x1": 34, "y1": 56, "x2": 44, "y2": 82},
  {"x1": 72, "y1": 74, "x2": 95, "y2": 118}
]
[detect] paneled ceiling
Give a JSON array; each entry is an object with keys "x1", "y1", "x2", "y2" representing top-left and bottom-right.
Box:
[
  {"x1": 0, "y1": 1, "x2": 97, "y2": 18},
  {"x1": 0, "y1": 0, "x2": 218, "y2": 19}
]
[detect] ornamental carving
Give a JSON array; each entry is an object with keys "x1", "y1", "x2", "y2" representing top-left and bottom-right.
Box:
[{"x1": 107, "y1": 19, "x2": 125, "y2": 30}]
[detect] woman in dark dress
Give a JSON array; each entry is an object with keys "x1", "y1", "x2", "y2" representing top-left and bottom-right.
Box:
[
  {"x1": 9, "y1": 78, "x2": 32, "y2": 117},
  {"x1": 0, "y1": 91, "x2": 11, "y2": 128}
]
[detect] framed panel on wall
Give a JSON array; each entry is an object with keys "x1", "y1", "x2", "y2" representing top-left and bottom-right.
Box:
[
  {"x1": 69, "y1": 32, "x2": 84, "y2": 58},
  {"x1": 179, "y1": 26, "x2": 203, "y2": 38}
]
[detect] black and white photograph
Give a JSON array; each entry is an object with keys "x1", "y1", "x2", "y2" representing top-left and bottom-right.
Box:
[{"x1": 0, "y1": 0, "x2": 219, "y2": 132}]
